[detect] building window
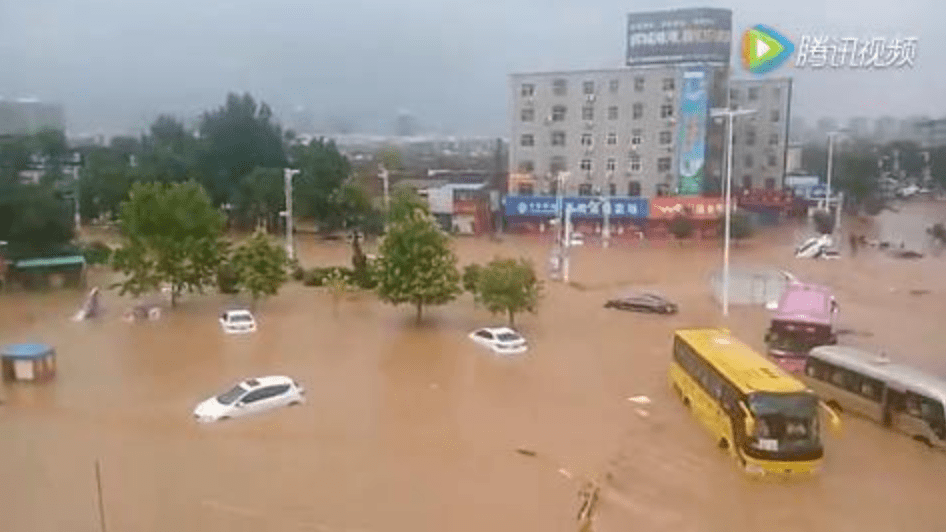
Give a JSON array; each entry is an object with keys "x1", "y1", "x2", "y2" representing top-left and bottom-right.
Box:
[
  {"x1": 608, "y1": 106, "x2": 618, "y2": 120},
  {"x1": 745, "y1": 128, "x2": 756, "y2": 146},
  {"x1": 583, "y1": 80, "x2": 595, "y2": 94},
  {"x1": 629, "y1": 154, "x2": 642, "y2": 172},
  {"x1": 771, "y1": 110, "x2": 781, "y2": 122},
  {"x1": 582, "y1": 105, "x2": 594, "y2": 121},
  {"x1": 632, "y1": 103, "x2": 643, "y2": 119},
  {"x1": 742, "y1": 175, "x2": 753, "y2": 189},
  {"x1": 634, "y1": 76, "x2": 645, "y2": 92},
  {"x1": 520, "y1": 134, "x2": 534, "y2": 147},
  {"x1": 551, "y1": 131, "x2": 566, "y2": 146},
  {"x1": 521, "y1": 108, "x2": 535, "y2": 122},
  {"x1": 656, "y1": 183, "x2": 671, "y2": 196},
  {"x1": 660, "y1": 104, "x2": 673, "y2": 118},
  {"x1": 659, "y1": 131, "x2": 672, "y2": 145},
  {"x1": 550, "y1": 156, "x2": 567, "y2": 174},
  {"x1": 578, "y1": 183, "x2": 593, "y2": 196},
  {"x1": 662, "y1": 78, "x2": 675, "y2": 91},
  {"x1": 767, "y1": 154, "x2": 778, "y2": 167},
  {"x1": 606, "y1": 158, "x2": 616, "y2": 172},
  {"x1": 580, "y1": 159, "x2": 592, "y2": 171},
  {"x1": 765, "y1": 177, "x2": 777, "y2": 190},
  {"x1": 609, "y1": 79, "x2": 619, "y2": 93},
  {"x1": 744, "y1": 154, "x2": 754, "y2": 168},
  {"x1": 553, "y1": 78, "x2": 567, "y2": 96},
  {"x1": 631, "y1": 129, "x2": 642, "y2": 145},
  {"x1": 628, "y1": 180, "x2": 641, "y2": 196},
  {"x1": 769, "y1": 133, "x2": 780, "y2": 146},
  {"x1": 517, "y1": 160, "x2": 534, "y2": 173},
  {"x1": 517, "y1": 183, "x2": 534, "y2": 195},
  {"x1": 552, "y1": 105, "x2": 566, "y2": 121},
  {"x1": 730, "y1": 89, "x2": 739, "y2": 102},
  {"x1": 657, "y1": 157, "x2": 671, "y2": 173},
  {"x1": 521, "y1": 83, "x2": 535, "y2": 97},
  {"x1": 607, "y1": 132, "x2": 617, "y2": 145},
  {"x1": 580, "y1": 133, "x2": 593, "y2": 147},
  {"x1": 548, "y1": 179, "x2": 558, "y2": 195},
  {"x1": 748, "y1": 87, "x2": 759, "y2": 101},
  {"x1": 773, "y1": 87, "x2": 782, "y2": 99},
  {"x1": 608, "y1": 182, "x2": 617, "y2": 195}
]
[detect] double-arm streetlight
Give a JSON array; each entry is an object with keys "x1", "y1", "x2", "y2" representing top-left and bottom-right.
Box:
[{"x1": 710, "y1": 106, "x2": 757, "y2": 317}]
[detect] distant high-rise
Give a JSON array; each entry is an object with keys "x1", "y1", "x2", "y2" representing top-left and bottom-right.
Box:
[
  {"x1": 395, "y1": 110, "x2": 419, "y2": 137},
  {"x1": 814, "y1": 117, "x2": 839, "y2": 142},
  {"x1": 873, "y1": 116, "x2": 898, "y2": 144},
  {"x1": 0, "y1": 98, "x2": 65, "y2": 135},
  {"x1": 847, "y1": 116, "x2": 870, "y2": 140}
]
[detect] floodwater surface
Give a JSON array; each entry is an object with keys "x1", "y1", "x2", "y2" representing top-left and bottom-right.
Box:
[{"x1": 1, "y1": 201, "x2": 945, "y2": 532}]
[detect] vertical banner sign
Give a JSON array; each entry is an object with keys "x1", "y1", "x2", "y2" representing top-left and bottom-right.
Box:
[{"x1": 677, "y1": 69, "x2": 709, "y2": 195}]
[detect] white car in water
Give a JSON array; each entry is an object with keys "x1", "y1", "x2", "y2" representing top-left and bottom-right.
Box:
[
  {"x1": 468, "y1": 327, "x2": 528, "y2": 355},
  {"x1": 193, "y1": 376, "x2": 305, "y2": 423},
  {"x1": 219, "y1": 309, "x2": 257, "y2": 334}
]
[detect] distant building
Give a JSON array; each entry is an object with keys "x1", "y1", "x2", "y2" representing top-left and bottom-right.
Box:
[
  {"x1": 873, "y1": 116, "x2": 898, "y2": 144},
  {"x1": 814, "y1": 117, "x2": 839, "y2": 142},
  {"x1": 0, "y1": 98, "x2": 65, "y2": 135},
  {"x1": 395, "y1": 110, "x2": 419, "y2": 137},
  {"x1": 729, "y1": 77, "x2": 793, "y2": 190},
  {"x1": 847, "y1": 116, "x2": 870, "y2": 141}
]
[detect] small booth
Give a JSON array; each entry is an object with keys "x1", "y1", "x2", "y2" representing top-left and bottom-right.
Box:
[{"x1": 1, "y1": 343, "x2": 57, "y2": 382}]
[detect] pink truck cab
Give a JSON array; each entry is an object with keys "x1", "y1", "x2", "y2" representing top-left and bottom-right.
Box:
[{"x1": 764, "y1": 283, "x2": 839, "y2": 373}]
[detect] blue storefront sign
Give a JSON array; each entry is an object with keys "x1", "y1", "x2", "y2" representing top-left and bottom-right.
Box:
[{"x1": 504, "y1": 196, "x2": 649, "y2": 219}]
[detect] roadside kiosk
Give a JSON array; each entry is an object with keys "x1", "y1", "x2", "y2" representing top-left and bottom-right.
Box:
[{"x1": 1, "y1": 343, "x2": 57, "y2": 382}]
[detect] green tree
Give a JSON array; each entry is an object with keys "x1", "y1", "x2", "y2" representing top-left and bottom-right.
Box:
[
  {"x1": 388, "y1": 186, "x2": 429, "y2": 222},
  {"x1": 835, "y1": 151, "x2": 880, "y2": 207},
  {"x1": 290, "y1": 137, "x2": 351, "y2": 227},
  {"x1": 373, "y1": 209, "x2": 461, "y2": 324},
  {"x1": 78, "y1": 147, "x2": 134, "y2": 221},
  {"x1": 668, "y1": 213, "x2": 695, "y2": 240},
  {"x1": 462, "y1": 263, "x2": 482, "y2": 294},
  {"x1": 475, "y1": 258, "x2": 542, "y2": 327},
  {"x1": 233, "y1": 166, "x2": 284, "y2": 231},
  {"x1": 197, "y1": 93, "x2": 287, "y2": 206},
  {"x1": 111, "y1": 181, "x2": 225, "y2": 306},
  {"x1": 729, "y1": 210, "x2": 755, "y2": 241},
  {"x1": 229, "y1": 230, "x2": 288, "y2": 308},
  {"x1": 0, "y1": 184, "x2": 74, "y2": 253}
]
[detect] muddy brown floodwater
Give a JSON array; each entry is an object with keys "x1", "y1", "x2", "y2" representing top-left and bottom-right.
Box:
[{"x1": 2, "y1": 201, "x2": 946, "y2": 532}]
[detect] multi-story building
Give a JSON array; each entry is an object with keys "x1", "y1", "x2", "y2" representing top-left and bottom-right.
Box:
[
  {"x1": 0, "y1": 98, "x2": 65, "y2": 135},
  {"x1": 728, "y1": 77, "x2": 792, "y2": 190}
]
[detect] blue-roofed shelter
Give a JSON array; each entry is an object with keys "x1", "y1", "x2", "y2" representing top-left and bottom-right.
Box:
[{"x1": 1, "y1": 343, "x2": 57, "y2": 382}]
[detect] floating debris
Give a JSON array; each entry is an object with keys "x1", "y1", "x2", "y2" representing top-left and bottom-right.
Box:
[
  {"x1": 515, "y1": 448, "x2": 537, "y2": 457},
  {"x1": 627, "y1": 395, "x2": 652, "y2": 405}
]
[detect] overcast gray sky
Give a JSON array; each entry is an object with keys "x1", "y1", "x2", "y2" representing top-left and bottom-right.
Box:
[{"x1": 1, "y1": 0, "x2": 942, "y2": 137}]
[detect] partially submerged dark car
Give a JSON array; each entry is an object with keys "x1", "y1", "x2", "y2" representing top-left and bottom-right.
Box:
[{"x1": 604, "y1": 292, "x2": 678, "y2": 314}]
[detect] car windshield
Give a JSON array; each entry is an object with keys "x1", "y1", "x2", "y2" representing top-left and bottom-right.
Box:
[
  {"x1": 216, "y1": 384, "x2": 247, "y2": 405},
  {"x1": 497, "y1": 333, "x2": 521, "y2": 342},
  {"x1": 747, "y1": 392, "x2": 820, "y2": 452},
  {"x1": 229, "y1": 314, "x2": 252, "y2": 322}
]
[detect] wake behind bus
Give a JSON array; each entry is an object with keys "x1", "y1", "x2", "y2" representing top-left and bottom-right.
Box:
[{"x1": 669, "y1": 328, "x2": 839, "y2": 477}]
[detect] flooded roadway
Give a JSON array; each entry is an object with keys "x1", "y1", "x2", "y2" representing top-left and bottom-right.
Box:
[{"x1": 1, "y1": 201, "x2": 946, "y2": 532}]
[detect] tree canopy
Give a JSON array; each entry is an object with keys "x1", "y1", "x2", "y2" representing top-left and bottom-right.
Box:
[
  {"x1": 229, "y1": 230, "x2": 288, "y2": 307},
  {"x1": 473, "y1": 257, "x2": 542, "y2": 326},
  {"x1": 111, "y1": 181, "x2": 225, "y2": 306},
  {"x1": 373, "y1": 208, "x2": 461, "y2": 324}
]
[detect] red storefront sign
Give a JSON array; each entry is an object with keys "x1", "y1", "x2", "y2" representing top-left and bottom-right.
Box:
[
  {"x1": 649, "y1": 196, "x2": 725, "y2": 220},
  {"x1": 737, "y1": 189, "x2": 794, "y2": 207}
]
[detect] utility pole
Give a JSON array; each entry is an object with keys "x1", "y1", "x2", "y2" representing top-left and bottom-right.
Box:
[
  {"x1": 283, "y1": 168, "x2": 300, "y2": 262},
  {"x1": 94, "y1": 459, "x2": 107, "y2": 532},
  {"x1": 378, "y1": 164, "x2": 390, "y2": 213},
  {"x1": 710, "y1": 107, "x2": 757, "y2": 317},
  {"x1": 601, "y1": 186, "x2": 611, "y2": 249}
]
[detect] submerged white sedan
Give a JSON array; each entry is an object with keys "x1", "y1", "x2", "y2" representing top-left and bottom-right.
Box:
[
  {"x1": 468, "y1": 327, "x2": 528, "y2": 355},
  {"x1": 219, "y1": 309, "x2": 257, "y2": 334},
  {"x1": 193, "y1": 376, "x2": 305, "y2": 423}
]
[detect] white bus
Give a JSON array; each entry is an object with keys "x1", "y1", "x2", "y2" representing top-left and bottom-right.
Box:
[{"x1": 801, "y1": 346, "x2": 946, "y2": 448}]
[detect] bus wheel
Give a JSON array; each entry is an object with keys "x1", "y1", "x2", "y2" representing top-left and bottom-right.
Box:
[
  {"x1": 682, "y1": 397, "x2": 690, "y2": 408},
  {"x1": 826, "y1": 400, "x2": 843, "y2": 413},
  {"x1": 718, "y1": 438, "x2": 729, "y2": 450},
  {"x1": 913, "y1": 435, "x2": 933, "y2": 448}
]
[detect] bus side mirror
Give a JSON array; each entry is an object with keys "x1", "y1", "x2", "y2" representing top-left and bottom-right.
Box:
[
  {"x1": 820, "y1": 401, "x2": 842, "y2": 434},
  {"x1": 739, "y1": 403, "x2": 756, "y2": 436}
]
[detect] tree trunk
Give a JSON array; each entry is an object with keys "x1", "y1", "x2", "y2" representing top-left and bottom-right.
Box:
[
  {"x1": 508, "y1": 309, "x2": 515, "y2": 327},
  {"x1": 416, "y1": 301, "x2": 423, "y2": 325}
]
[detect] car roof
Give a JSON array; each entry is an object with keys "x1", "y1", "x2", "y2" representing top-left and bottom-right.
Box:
[
  {"x1": 225, "y1": 309, "x2": 254, "y2": 316},
  {"x1": 240, "y1": 375, "x2": 293, "y2": 389},
  {"x1": 480, "y1": 327, "x2": 520, "y2": 335}
]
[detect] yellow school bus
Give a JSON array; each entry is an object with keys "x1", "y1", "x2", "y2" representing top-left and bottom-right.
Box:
[{"x1": 669, "y1": 328, "x2": 839, "y2": 477}]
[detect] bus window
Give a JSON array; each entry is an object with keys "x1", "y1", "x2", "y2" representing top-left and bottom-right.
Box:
[{"x1": 860, "y1": 377, "x2": 883, "y2": 402}]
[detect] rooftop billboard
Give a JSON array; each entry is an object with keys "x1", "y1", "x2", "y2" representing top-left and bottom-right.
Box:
[{"x1": 626, "y1": 8, "x2": 732, "y2": 66}]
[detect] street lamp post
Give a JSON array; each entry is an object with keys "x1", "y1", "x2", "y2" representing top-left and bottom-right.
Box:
[
  {"x1": 378, "y1": 164, "x2": 390, "y2": 213},
  {"x1": 284, "y1": 168, "x2": 301, "y2": 262},
  {"x1": 710, "y1": 107, "x2": 757, "y2": 317}
]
